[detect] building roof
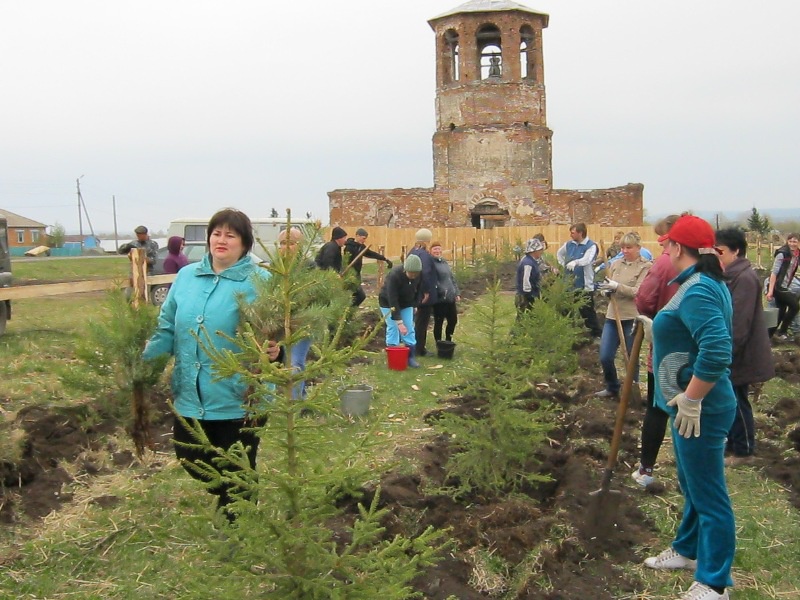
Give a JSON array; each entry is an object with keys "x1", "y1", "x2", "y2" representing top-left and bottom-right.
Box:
[
  {"x1": 0, "y1": 208, "x2": 48, "y2": 228},
  {"x1": 430, "y1": 0, "x2": 549, "y2": 24}
]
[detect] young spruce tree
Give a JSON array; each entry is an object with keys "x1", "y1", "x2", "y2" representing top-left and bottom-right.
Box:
[{"x1": 185, "y1": 215, "x2": 443, "y2": 598}]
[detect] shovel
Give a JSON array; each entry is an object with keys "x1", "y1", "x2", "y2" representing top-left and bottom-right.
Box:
[{"x1": 583, "y1": 320, "x2": 645, "y2": 543}]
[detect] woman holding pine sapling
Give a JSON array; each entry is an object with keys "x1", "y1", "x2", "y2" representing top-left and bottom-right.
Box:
[{"x1": 143, "y1": 208, "x2": 282, "y2": 524}]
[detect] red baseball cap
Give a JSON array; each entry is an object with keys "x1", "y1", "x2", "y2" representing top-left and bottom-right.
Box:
[{"x1": 662, "y1": 215, "x2": 716, "y2": 251}]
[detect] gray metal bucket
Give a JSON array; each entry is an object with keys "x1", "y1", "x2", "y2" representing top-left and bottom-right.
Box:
[
  {"x1": 340, "y1": 384, "x2": 373, "y2": 417},
  {"x1": 763, "y1": 307, "x2": 779, "y2": 330}
]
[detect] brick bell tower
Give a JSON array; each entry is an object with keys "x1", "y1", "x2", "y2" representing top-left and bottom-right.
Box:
[{"x1": 429, "y1": 0, "x2": 553, "y2": 227}]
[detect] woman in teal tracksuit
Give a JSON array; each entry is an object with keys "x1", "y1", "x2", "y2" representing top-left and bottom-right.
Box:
[
  {"x1": 144, "y1": 208, "x2": 281, "y2": 523},
  {"x1": 641, "y1": 215, "x2": 736, "y2": 600}
]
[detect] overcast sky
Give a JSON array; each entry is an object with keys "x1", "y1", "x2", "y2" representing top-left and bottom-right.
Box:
[{"x1": 1, "y1": 0, "x2": 798, "y2": 235}]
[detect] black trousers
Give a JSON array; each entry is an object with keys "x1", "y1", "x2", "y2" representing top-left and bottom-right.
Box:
[
  {"x1": 773, "y1": 288, "x2": 799, "y2": 335},
  {"x1": 351, "y1": 285, "x2": 367, "y2": 307},
  {"x1": 640, "y1": 371, "x2": 669, "y2": 470},
  {"x1": 433, "y1": 302, "x2": 458, "y2": 341},
  {"x1": 577, "y1": 290, "x2": 602, "y2": 337},
  {"x1": 172, "y1": 416, "x2": 260, "y2": 513},
  {"x1": 726, "y1": 384, "x2": 755, "y2": 457},
  {"x1": 414, "y1": 305, "x2": 433, "y2": 354}
]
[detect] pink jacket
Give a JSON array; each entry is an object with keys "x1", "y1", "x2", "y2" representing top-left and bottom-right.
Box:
[{"x1": 635, "y1": 248, "x2": 679, "y2": 371}]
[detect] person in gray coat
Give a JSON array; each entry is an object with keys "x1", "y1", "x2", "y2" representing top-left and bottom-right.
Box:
[
  {"x1": 430, "y1": 241, "x2": 461, "y2": 343},
  {"x1": 715, "y1": 228, "x2": 775, "y2": 465}
]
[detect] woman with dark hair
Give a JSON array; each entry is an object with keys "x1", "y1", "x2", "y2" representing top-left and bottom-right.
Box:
[
  {"x1": 715, "y1": 228, "x2": 774, "y2": 465},
  {"x1": 766, "y1": 232, "x2": 800, "y2": 340},
  {"x1": 144, "y1": 208, "x2": 281, "y2": 523},
  {"x1": 639, "y1": 215, "x2": 736, "y2": 600}
]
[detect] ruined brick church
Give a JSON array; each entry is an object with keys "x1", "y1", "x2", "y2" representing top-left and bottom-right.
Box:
[{"x1": 328, "y1": 0, "x2": 643, "y2": 229}]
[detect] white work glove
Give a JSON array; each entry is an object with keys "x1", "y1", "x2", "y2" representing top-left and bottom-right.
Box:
[
  {"x1": 667, "y1": 393, "x2": 703, "y2": 438},
  {"x1": 636, "y1": 315, "x2": 653, "y2": 343},
  {"x1": 598, "y1": 279, "x2": 619, "y2": 292},
  {"x1": 565, "y1": 261, "x2": 577, "y2": 272}
]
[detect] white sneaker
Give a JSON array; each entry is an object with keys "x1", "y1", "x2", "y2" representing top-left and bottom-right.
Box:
[
  {"x1": 644, "y1": 547, "x2": 697, "y2": 570},
  {"x1": 632, "y1": 467, "x2": 654, "y2": 487},
  {"x1": 679, "y1": 581, "x2": 729, "y2": 599}
]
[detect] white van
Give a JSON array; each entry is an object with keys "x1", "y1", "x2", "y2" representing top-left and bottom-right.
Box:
[{"x1": 168, "y1": 217, "x2": 319, "y2": 250}]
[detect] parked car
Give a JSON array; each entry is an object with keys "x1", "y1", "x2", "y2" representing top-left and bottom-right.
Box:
[{"x1": 149, "y1": 243, "x2": 268, "y2": 306}]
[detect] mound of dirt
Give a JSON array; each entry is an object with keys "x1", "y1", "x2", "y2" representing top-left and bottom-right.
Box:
[{"x1": 0, "y1": 392, "x2": 173, "y2": 523}]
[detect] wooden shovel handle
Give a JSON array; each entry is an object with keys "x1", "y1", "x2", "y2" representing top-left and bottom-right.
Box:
[
  {"x1": 603, "y1": 321, "x2": 645, "y2": 480},
  {"x1": 609, "y1": 293, "x2": 630, "y2": 365}
]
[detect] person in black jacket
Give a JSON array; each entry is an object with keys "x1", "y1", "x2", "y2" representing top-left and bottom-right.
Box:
[
  {"x1": 378, "y1": 254, "x2": 423, "y2": 367},
  {"x1": 315, "y1": 226, "x2": 348, "y2": 272},
  {"x1": 344, "y1": 228, "x2": 393, "y2": 306},
  {"x1": 409, "y1": 228, "x2": 437, "y2": 356}
]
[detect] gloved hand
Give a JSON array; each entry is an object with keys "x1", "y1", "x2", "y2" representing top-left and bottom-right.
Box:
[
  {"x1": 386, "y1": 260, "x2": 393, "y2": 269},
  {"x1": 598, "y1": 279, "x2": 619, "y2": 292},
  {"x1": 599, "y1": 289, "x2": 613, "y2": 298},
  {"x1": 667, "y1": 393, "x2": 703, "y2": 438},
  {"x1": 565, "y1": 261, "x2": 577, "y2": 272},
  {"x1": 636, "y1": 315, "x2": 653, "y2": 343}
]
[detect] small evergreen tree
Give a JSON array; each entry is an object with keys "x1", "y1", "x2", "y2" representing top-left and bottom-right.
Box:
[
  {"x1": 747, "y1": 207, "x2": 771, "y2": 237},
  {"x1": 184, "y1": 215, "x2": 444, "y2": 597},
  {"x1": 72, "y1": 289, "x2": 169, "y2": 457},
  {"x1": 435, "y1": 279, "x2": 579, "y2": 499}
]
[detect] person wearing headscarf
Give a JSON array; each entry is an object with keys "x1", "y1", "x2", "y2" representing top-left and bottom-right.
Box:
[
  {"x1": 163, "y1": 236, "x2": 189, "y2": 274},
  {"x1": 515, "y1": 237, "x2": 545, "y2": 315}
]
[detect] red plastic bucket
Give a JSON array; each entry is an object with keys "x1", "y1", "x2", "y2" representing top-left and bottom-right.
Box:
[{"x1": 386, "y1": 346, "x2": 410, "y2": 371}]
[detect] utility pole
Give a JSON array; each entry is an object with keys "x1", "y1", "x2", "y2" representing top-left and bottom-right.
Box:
[
  {"x1": 112, "y1": 195, "x2": 119, "y2": 251},
  {"x1": 77, "y1": 176, "x2": 84, "y2": 253}
]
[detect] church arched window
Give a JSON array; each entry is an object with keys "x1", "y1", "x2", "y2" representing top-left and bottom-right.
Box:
[
  {"x1": 520, "y1": 25, "x2": 535, "y2": 80},
  {"x1": 477, "y1": 24, "x2": 502, "y2": 80},
  {"x1": 444, "y1": 29, "x2": 460, "y2": 82}
]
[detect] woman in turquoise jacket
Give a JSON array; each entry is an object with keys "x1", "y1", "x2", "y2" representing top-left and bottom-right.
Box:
[
  {"x1": 641, "y1": 215, "x2": 736, "y2": 600},
  {"x1": 144, "y1": 208, "x2": 280, "y2": 523}
]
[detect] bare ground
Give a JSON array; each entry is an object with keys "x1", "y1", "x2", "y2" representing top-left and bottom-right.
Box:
[{"x1": 2, "y1": 268, "x2": 799, "y2": 598}]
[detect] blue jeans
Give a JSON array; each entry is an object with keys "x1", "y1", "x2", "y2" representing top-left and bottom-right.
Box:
[
  {"x1": 380, "y1": 306, "x2": 416, "y2": 347},
  {"x1": 290, "y1": 338, "x2": 313, "y2": 399},
  {"x1": 599, "y1": 318, "x2": 638, "y2": 393},
  {"x1": 672, "y1": 407, "x2": 736, "y2": 589}
]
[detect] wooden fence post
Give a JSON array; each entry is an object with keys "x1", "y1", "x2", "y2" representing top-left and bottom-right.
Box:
[
  {"x1": 471, "y1": 239, "x2": 476, "y2": 265},
  {"x1": 130, "y1": 248, "x2": 149, "y2": 307}
]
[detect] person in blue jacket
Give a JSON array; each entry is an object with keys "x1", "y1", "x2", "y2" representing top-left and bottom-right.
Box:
[
  {"x1": 639, "y1": 215, "x2": 736, "y2": 600},
  {"x1": 143, "y1": 208, "x2": 282, "y2": 523}
]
